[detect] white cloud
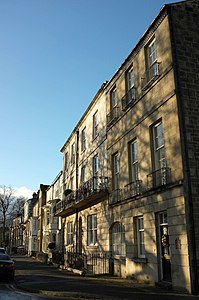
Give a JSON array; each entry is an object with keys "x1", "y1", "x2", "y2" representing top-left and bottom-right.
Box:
[{"x1": 14, "y1": 187, "x2": 34, "y2": 199}]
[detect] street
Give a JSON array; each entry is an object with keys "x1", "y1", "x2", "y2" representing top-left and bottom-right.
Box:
[{"x1": 1, "y1": 254, "x2": 197, "y2": 300}]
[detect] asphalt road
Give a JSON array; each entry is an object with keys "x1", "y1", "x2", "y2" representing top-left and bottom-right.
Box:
[{"x1": 11, "y1": 254, "x2": 199, "y2": 300}]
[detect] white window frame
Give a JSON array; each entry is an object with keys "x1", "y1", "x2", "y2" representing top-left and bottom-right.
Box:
[
  {"x1": 67, "y1": 222, "x2": 73, "y2": 245},
  {"x1": 110, "y1": 86, "x2": 117, "y2": 109},
  {"x1": 93, "y1": 154, "x2": 99, "y2": 189},
  {"x1": 64, "y1": 152, "x2": 68, "y2": 171},
  {"x1": 87, "y1": 214, "x2": 97, "y2": 246},
  {"x1": 93, "y1": 111, "x2": 98, "y2": 139},
  {"x1": 112, "y1": 152, "x2": 119, "y2": 190},
  {"x1": 80, "y1": 165, "x2": 86, "y2": 184},
  {"x1": 71, "y1": 143, "x2": 75, "y2": 165},
  {"x1": 126, "y1": 67, "x2": 135, "y2": 91},
  {"x1": 136, "y1": 216, "x2": 145, "y2": 258},
  {"x1": 111, "y1": 222, "x2": 125, "y2": 256},
  {"x1": 152, "y1": 120, "x2": 165, "y2": 170},
  {"x1": 81, "y1": 127, "x2": 86, "y2": 152},
  {"x1": 129, "y1": 139, "x2": 138, "y2": 182},
  {"x1": 146, "y1": 38, "x2": 158, "y2": 79}
]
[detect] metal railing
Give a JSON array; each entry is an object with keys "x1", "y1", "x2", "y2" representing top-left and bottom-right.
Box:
[
  {"x1": 123, "y1": 180, "x2": 142, "y2": 198},
  {"x1": 109, "y1": 189, "x2": 122, "y2": 204},
  {"x1": 142, "y1": 62, "x2": 160, "y2": 89},
  {"x1": 55, "y1": 176, "x2": 108, "y2": 215},
  {"x1": 66, "y1": 251, "x2": 110, "y2": 275},
  {"x1": 147, "y1": 167, "x2": 171, "y2": 189},
  {"x1": 106, "y1": 106, "x2": 118, "y2": 127},
  {"x1": 121, "y1": 87, "x2": 136, "y2": 111}
]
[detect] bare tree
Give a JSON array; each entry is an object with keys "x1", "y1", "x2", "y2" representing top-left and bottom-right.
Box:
[
  {"x1": 11, "y1": 196, "x2": 26, "y2": 218},
  {"x1": 0, "y1": 185, "x2": 15, "y2": 246}
]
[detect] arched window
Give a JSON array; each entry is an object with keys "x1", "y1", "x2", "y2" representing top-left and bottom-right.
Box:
[{"x1": 110, "y1": 222, "x2": 125, "y2": 256}]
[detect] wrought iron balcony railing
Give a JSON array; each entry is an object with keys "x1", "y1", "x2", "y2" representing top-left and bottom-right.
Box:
[
  {"x1": 55, "y1": 176, "x2": 108, "y2": 216},
  {"x1": 109, "y1": 180, "x2": 142, "y2": 205},
  {"x1": 106, "y1": 106, "x2": 118, "y2": 128},
  {"x1": 123, "y1": 180, "x2": 142, "y2": 198},
  {"x1": 147, "y1": 167, "x2": 171, "y2": 189},
  {"x1": 121, "y1": 87, "x2": 136, "y2": 111},
  {"x1": 142, "y1": 62, "x2": 160, "y2": 89}
]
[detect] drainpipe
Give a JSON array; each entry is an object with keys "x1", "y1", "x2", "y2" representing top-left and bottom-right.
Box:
[
  {"x1": 168, "y1": 6, "x2": 198, "y2": 294},
  {"x1": 75, "y1": 130, "x2": 79, "y2": 253}
]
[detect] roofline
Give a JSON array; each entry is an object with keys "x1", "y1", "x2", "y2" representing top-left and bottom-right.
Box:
[{"x1": 60, "y1": 81, "x2": 108, "y2": 152}]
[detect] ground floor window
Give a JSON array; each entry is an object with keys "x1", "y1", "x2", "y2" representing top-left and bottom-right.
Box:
[
  {"x1": 87, "y1": 214, "x2": 97, "y2": 246},
  {"x1": 134, "y1": 216, "x2": 145, "y2": 258},
  {"x1": 67, "y1": 222, "x2": 73, "y2": 245},
  {"x1": 111, "y1": 222, "x2": 125, "y2": 256}
]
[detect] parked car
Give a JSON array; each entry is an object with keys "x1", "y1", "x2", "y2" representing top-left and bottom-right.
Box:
[
  {"x1": 0, "y1": 254, "x2": 15, "y2": 280},
  {"x1": 0, "y1": 247, "x2": 6, "y2": 254}
]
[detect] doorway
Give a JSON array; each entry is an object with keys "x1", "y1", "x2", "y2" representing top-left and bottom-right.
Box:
[{"x1": 157, "y1": 211, "x2": 171, "y2": 282}]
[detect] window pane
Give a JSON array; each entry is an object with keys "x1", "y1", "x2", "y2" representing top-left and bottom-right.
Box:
[
  {"x1": 87, "y1": 215, "x2": 97, "y2": 245},
  {"x1": 127, "y1": 68, "x2": 134, "y2": 90},
  {"x1": 110, "y1": 87, "x2": 117, "y2": 108}
]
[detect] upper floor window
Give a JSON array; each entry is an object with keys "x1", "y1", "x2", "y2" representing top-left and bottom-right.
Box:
[
  {"x1": 126, "y1": 67, "x2": 135, "y2": 91},
  {"x1": 93, "y1": 154, "x2": 99, "y2": 189},
  {"x1": 110, "y1": 86, "x2": 117, "y2": 109},
  {"x1": 70, "y1": 176, "x2": 74, "y2": 190},
  {"x1": 129, "y1": 139, "x2": 138, "y2": 182},
  {"x1": 80, "y1": 165, "x2": 86, "y2": 184},
  {"x1": 67, "y1": 222, "x2": 73, "y2": 245},
  {"x1": 64, "y1": 152, "x2": 68, "y2": 171},
  {"x1": 93, "y1": 111, "x2": 98, "y2": 139},
  {"x1": 112, "y1": 152, "x2": 119, "y2": 190},
  {"x1": 146, "y1": 38, "x2": 158, "y2": 80},
  {"x1": 81, "y1": 127, "x2": 86, "y2": 152},
  {"x1": 87, "y1": 214, "x2": 97, "y2": 246},
  {"x1": 71, "y1": 143, "x2": 75, "y2": 165},
  {"x1": 151, "y1": 120, "x2": 165, "y2": 170}
]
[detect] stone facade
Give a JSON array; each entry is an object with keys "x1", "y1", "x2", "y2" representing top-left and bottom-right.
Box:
[
  {"x1": 54, "y1": 1, "x2": 199, "y2": 294},
  {"x1": 9, "y1": 0, "x2": 197, "y2": 295}
]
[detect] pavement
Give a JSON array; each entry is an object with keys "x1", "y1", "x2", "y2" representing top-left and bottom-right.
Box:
[{"x1": 12, "y1": 254, "x2": 197, "y2": 300}]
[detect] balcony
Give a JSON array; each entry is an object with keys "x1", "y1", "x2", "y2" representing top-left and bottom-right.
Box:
[
  {"x1": 123, "y1": 180, "x2": 142, "y2": 198},
  {"x1": 121, "y1": 87, "x2": 136, "y2": 111},
  {"x1": 147, "y1": 167, "x2": 171, "y2": 189},
  {"x1": 109, "y1": 180, "x2": 142, "y2": 205},
  {"x1": 106, "y1": 106, "x2": 118, "y2": 128},
  {"x1": 55, "y1": 176, "x2": 108, "y2": 217},
  {"x1": 141, "y1": 62, "x2": 160, "y2": 90}
]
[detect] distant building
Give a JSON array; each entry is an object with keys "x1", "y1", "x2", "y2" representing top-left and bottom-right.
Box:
[{"x1": 23, "y1": 192, "x2": 38, "y2": 253}]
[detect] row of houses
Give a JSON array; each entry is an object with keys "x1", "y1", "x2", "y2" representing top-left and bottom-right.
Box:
[{"x1": 9, "y1": 0, "x2": 199, "y2": 294}]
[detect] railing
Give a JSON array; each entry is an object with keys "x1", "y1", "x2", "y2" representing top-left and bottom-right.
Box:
[
  {"x1": 109, "y1": 181, "x2": 142, "y2": 205},
  {"x1": 55, "y1": 176, "x2": 108, "y2": 215},
  {"x1": 123, "y1": 180, "x2": 142, "y2": 198},
  {"x1": 142, "y1": 62, "x2": 160, "y2": 89},
  {"x1": 109, "y1": 189, "x2": 122, "y2": 204},
  {"x1": 76, "y1": 176, "x2": 108, "y2": 200},
  {"x1": 106, "y1": 106, "x2": 118, "y2": 127},
  {"x1": 147, "y1": 167, "x2": 171, "y2": 189},
  {"x1": 66, "y1": 251, "x2": 110, "y2": 275},
  {"x1": 121, "y1": 87, "x2": 136, "y2": 111}
]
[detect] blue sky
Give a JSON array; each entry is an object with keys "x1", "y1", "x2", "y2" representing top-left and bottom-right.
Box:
[{"x1": 0, "y1": 0, "x2": 180, "y2": 197}]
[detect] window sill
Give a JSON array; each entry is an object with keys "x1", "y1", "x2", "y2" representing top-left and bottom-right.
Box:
[
  {"x1": 113, "y1": 255, "x2": 126, "y2": 260},
  {"x1": 87, "y1": 244, "x2": 99, "y2": 249},
  {"x1": 132, "y1": 257, "x2": 148, "y2": 264}
]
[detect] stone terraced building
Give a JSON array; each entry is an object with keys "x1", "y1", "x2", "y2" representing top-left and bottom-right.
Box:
[{"x1": 10, "y1": 0, "x2": 198, "y2": 295}]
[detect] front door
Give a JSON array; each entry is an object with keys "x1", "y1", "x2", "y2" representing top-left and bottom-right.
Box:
[{"x1": 158, "y1": 211, "x2": 171, "y2": 281}]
